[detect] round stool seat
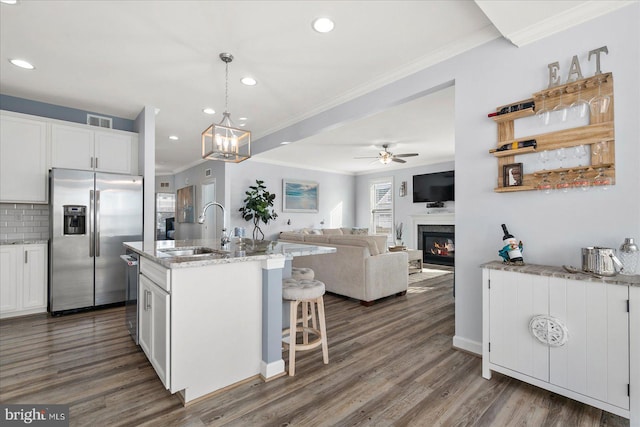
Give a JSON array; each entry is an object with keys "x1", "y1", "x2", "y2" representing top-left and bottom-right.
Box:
[
  {"x1": 291, "y1": 267, "x2": 314, "y2": 281},
  {"x1": 283, "y1": 279, "x2": 325, "y2": 301}
]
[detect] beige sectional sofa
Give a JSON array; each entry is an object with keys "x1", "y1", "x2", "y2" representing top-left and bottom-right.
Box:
[{"x1": 279, "y1": 228, "x2": 408, "y2": 305}]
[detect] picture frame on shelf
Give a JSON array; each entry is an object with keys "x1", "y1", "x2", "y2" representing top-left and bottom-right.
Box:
[
  {"x1": 503, "y1": 163, "x2": 523, "y2": 187},
  {"x1": 283, "y1": 179, "x2": 319, "y2": 213}
]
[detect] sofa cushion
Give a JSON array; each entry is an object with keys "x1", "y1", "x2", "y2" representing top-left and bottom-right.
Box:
[
  {"x1": 304, "y1": 234, "x2": 331, "y2": 244},
  {"x1": 327, "y1": 235, "x2": 379, "y2": 255},
  {"x1": 279, "y1": 231, "x2": 304, "y2": 242},
  {"x1": 322, "y1": 228, "x2": 343, "y2": 235}
]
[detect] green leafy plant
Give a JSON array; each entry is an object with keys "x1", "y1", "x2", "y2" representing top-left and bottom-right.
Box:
[{"x1": 238, "y1": 180, "x2": 278, "y2": 240}]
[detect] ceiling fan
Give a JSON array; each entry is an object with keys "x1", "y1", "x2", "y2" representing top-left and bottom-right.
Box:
[{"x1": 355, "y1": 143, "x2": 419, "y2": 165}]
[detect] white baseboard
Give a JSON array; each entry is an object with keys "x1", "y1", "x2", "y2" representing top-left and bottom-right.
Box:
[
  {"x1": 261, "y1": 359, "x2": 285, "y2": 379},
  {"x1": 452, "y1": 335, "x2": 482, "y2": 356}
]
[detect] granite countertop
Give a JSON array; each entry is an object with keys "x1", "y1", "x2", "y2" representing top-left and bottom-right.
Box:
[
  {"x1": 0, "y1": 239, "x2": 48, "y2": 245},
  {"x1": 482, "y1": 260, "x2": 640, "y2": 287},
  {"x1": 124, "y1": 238, "x2": 336, "y2": 269}
]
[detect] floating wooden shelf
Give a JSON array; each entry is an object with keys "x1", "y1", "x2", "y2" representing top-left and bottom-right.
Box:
[{"x1": 490, "y1": 73, "x2": 615, "y2": 193}]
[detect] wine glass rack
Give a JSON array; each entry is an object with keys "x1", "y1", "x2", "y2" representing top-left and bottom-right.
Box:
[{"x1": 489, "y1": 72, "x2": 614, "y2": 192}]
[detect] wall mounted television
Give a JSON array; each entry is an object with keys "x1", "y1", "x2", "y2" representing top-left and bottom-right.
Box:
[{"x1": 412, "y1": 170, "x2": 455, "y2": 203}]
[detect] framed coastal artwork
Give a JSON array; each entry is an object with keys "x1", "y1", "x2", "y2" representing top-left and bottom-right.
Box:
[{"x1": 283, "y1": 179, "x2": 319, "y2": 213}]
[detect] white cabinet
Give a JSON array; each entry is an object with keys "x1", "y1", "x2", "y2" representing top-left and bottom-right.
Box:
[
  {"x1": 139, "y1": 259, "x2": 170, "y2": 389},
  {"x1": 51, "y1": 123, "x2": 136, "y2": 174},
  {"x1": 0, "y1": 244, "x2": 48, "y2": 319},
  {"x1": 0, "y1": 113, "x2": 48, "y2": 203},
  {"x1": 483, "y1": 267, "x2": 632, "y2": 420}
]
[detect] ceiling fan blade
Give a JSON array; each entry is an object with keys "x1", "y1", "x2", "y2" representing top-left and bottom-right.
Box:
[
  {"x1": 354, "y1": 156, "x2": 379, "y2": 159},
  {"x1": 394, "y1": 153, "x2": 419, "y2": 158},
  {"x1": 391, "y1": 157, "x2": 407, "y2": 163}
]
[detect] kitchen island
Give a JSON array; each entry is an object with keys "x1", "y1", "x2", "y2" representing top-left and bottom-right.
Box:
[{"x1": 124, "y1": 238, "x2": 335, "y2": 405}]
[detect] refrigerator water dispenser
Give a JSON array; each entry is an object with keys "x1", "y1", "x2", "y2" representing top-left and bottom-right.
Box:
[{"x1": 63, "y1": 205, "x2": 86, "y2": 235}]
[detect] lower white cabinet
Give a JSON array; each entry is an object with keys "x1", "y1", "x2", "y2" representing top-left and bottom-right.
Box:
[
  {"x1": 139, "y1": 265, "x2": 170, "y2": 389},
  {"x1": 483, "y1": 266, "x2": 634, "y2": 421},
  {"x1": 0, "y1": 244, "x2": 48, "y2": 318}
]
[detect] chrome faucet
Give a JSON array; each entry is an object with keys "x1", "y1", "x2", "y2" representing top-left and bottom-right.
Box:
[{"x1": 197, "y1": 202, "x2": 230, "y2": 246}]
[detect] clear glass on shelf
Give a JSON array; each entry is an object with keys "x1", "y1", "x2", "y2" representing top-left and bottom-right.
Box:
[
  {"x1": 574, "y1": 145, "x2": 588, "y2": 166},
  {"x1": 535, "y1": 94, "x2": 551, "y2": 126},
  {"x1": 537, "y1": 173, "x2": 553, "y2": 194},
  {"x1": 592, "y1": 167, "x2": 612, "y2": 190},
  {"x1": 556, "y1": 147, "x2": 567, "y2": 168},
  {"x1": 572, "y1": 170, "x2": 590, "y2": 192},
  {"x1": 589, "y1": 75, "x2": 610, "y2": 115},
  {"x1": 552, "y1": 92, "x2": 569, "y2": 123},
  {"x1": 538, "y1": 150, "x2": 550, "y2": 170},
  {"x1": 556, "y1": 172, "x2": 571, "y2": 193},
  {"x1": 569, "y1": 83, "x2": 590, "y2": 120}
]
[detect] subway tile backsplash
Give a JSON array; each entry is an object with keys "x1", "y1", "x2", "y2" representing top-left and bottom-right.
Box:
[{"x1": 0, "y1": 203, "x2": 50, "y2": 242}]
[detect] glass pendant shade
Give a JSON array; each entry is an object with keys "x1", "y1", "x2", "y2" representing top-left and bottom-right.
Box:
[
  {"x1": 202, "y1": 112, "x2": 251, "y2": 163},
  {"x1": 201, "y1": 52, "x2": 251, "y2": 163}
]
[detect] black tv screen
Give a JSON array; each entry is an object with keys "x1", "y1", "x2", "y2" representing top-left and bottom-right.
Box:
[{"x1": 412, "y1": 170, "x2": 455, "y2": 203}]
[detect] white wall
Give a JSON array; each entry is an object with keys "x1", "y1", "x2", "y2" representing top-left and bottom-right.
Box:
[{"x1": 225, "y1": 159, "x2": 356, "y2": 240}]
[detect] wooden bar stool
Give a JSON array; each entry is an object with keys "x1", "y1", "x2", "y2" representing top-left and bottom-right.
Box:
[
  {"x1": 282, "y1": 278, "x2": 329, "y2": 376},
  {"x1": 290, "y1": 267, "x2": 316, "y2": 328}
]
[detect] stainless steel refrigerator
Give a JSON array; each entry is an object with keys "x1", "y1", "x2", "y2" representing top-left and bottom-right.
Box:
[{"x1": 49, "y1": 168, "x2": 143, "y2": 314}]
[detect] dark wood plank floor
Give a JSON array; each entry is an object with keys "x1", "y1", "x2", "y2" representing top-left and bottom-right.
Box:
[{"x1": 0, "y1": 266, "x2": 629, "y2": 426}]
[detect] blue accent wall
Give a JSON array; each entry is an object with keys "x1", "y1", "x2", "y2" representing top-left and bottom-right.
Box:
[{"x1": 0, "y1": 94, "x2": 135, "y2": 132}]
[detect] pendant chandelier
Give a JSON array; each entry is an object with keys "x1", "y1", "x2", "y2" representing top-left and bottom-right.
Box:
[{"x1": 202, "y1": 53, "x2": 251, "y2": 163}]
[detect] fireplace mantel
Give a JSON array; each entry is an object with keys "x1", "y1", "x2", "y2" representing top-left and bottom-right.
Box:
[{"x1": 407, "y1": 213, "x2": 454, "y2": 249}]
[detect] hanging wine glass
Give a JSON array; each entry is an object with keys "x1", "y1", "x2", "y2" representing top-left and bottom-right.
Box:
[
  {"x1": 556, "y1": 172, "x2": 571, "y2": 193},
  {"x1": 539, "y1": 150, "x2": 550, "y2": 170},
  {"x1": 589, "y1": 75, "x2": 610, "y2": 115},
  {"x1": 574, "y1": 145, "x2": 588, "y2": 166},
  {"x1": 592, "y1": 167, "x2": 611, "y2": 190},
  {"x1": 556, "y1": 147, "x2": 567, "y2": 168},
  {"x1": 553, "y1": 91, "x2": 569, "y2": 123},
  {"x1": 569, "y1": 83, "x2": 590, "y2": 120},
  {"x1": 537, "y1": 173, "x2": 553, "y2": 194},
  {"x1": 535, "y1": 94, "x2": 550, "y2": 126},
  {"x1": 572, "y1": 169, "x2": 590, "y2": 192},
  {"x1": 592, "y1": 141, "x2": 609, "y2": 165}
]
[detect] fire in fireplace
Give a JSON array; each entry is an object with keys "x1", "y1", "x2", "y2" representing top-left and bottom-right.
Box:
[{"x1": 417, "y1": 225, "x2": 455, "y2": 266}]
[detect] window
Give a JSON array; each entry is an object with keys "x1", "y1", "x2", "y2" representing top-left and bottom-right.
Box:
[{"x1": 370, "y1": 179, "x2": 393, "y2": 243}]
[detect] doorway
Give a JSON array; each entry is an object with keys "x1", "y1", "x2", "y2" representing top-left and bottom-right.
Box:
[{"x1": 201, "y1": 179, "x2": 216, "y2": 240}]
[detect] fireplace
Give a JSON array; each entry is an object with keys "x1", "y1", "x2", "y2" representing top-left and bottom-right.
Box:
[{"x1": 417, "y1": 224, "x2": 455, "y2": 266}]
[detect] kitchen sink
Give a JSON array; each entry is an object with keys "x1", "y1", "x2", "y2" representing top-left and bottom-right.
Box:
[{"x1": 159, "y1": 247, "x2": 229, "y2": 258}]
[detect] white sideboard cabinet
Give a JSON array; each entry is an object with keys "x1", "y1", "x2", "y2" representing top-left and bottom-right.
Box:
[
  {"x1": 482, "y1": 262, "x2": 639, "y2": 424},
  {"x1": 0, "y1": 243, "x2": 48, "y2": 318},
  {"x1": 0, "y1": 113, "x2": 48, "y2": 203},
  {"x1": 51, "y1": 123, "x2": 137, "y2": 175}
]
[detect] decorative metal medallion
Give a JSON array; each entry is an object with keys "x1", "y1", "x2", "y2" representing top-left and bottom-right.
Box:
[{"x1": 529, "y1": 315, "x2": 569, "y2": 347}]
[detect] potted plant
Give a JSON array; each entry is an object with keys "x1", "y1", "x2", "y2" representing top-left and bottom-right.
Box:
[
  {"x1": 395, "y1": 222, "x2": 404, "y2": 246},
  {"x1": 238, "y1": 180, "x2": 278, "y2": 240}
]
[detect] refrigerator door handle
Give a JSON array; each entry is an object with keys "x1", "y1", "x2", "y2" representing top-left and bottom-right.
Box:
[
  {"x1": 89, "y1": 190, "x2": 95, "y2": 257},
  {"x1": 95, "y1": 190, "x2": 101, "y2": 257}
]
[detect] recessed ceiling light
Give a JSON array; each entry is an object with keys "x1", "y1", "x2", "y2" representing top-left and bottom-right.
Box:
[
  {"x1": 9, "y1": 58, "x2": 34, "y2": 70},
  {"x1": 280, "y1": 141, "x2": 292, "y2": 145},
  {"x1": 312, "y1": 17, "x2": 334, "y2": 33},
  {"x1": 169, "y1": 135, "x2": 179, "y2": 141},
  {"x1": 241, "y1": 77, "x2": 257, "y2": 86},
  {"x1": 238, "y1": 117, "x2": 247, "y2": 121},
  {"x1": 1, "y1": 0, "x2": 19, "y2": 5},
  {"x1": 203, "y1": 108, "x2": 215, "y2": 115}
]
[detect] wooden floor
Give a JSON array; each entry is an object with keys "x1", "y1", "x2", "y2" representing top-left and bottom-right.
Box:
[{"x1": 0, "y1": 266, "x2": 629, "y2": 427}]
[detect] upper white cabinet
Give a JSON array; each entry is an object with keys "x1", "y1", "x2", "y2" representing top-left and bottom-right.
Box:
[
  {"x1": 483, "y1": 265, "x2": 633, "y2": 421},
  {"x1": 51, "y1": 123, "x2": 137, "y2": 174},
  {"x1": 0, "y1": 113, "x2": 48, "y2": 203},
  {"x1": 0, "y1": 243, "x2": 48, "y2": 319}
]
